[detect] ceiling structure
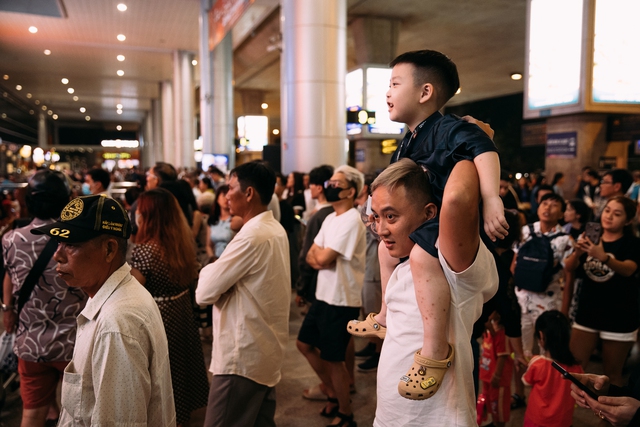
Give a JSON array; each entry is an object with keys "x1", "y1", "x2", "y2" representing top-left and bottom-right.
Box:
[{"x1": 0, "y1": 0, "x2": 527, "y2": 136}]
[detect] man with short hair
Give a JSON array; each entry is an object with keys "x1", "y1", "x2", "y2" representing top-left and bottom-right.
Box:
[
  {"x1": 372, "y1": 158, "x2": 497, "y2": 426},
  {"x1": 196, "y1": 161, "x2": 290, "y2": 427},
  {"x1": 297, "y1": 165, "x2": 366, "y2": 426},
  {"x1": 32, "y1": 195, "x2": 176, "y2": 427},
  {"x1": 595, "y1": 168, "x2": 634, "y2": 218},
  {"x1": 85, "y1": 168, "x2": 110, "y2": 195}
]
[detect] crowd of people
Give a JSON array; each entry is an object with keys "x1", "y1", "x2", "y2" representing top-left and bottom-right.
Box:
[{"x1": 0, "y1": 48, "x2": 638, "y2": 427}]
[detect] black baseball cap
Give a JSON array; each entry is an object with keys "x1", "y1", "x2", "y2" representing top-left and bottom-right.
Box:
[{"x1": 31, "y1": 195, "x2": 131, "y2": 243}]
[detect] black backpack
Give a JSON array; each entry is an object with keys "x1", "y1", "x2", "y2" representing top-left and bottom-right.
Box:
[{"x1": 514, "y1": 224, "x2": 565, "y2": 293}]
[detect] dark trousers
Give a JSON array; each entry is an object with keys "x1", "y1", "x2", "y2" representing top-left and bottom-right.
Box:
[{"x1": 204, "y1": 374, "x2": 276, "y2": 427}]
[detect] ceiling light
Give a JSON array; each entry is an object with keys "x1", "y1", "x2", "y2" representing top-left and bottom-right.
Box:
[
  {"x1": 510, "y1": 72, "x2": 523, "y2": 81},
  {"x1": 44, "y1": 49, "x2": 51, "y2": 55},
  {"x1": 61, "y1": 78, "x2": 68, "y2": 84},
  {"x1": 117, "y1": 70, "x2": 124, "y2": 76},
  {"x1": 116, "y1": 125, "x2": 122, "y2": 131},
  {"x1": 2, "y1": 75, "x2": 8, "y2": 80},
  {"x1": 47, "y1": 110, "x2": 53, "y2": 116},
  {"x1": 455, "y1": 88, "x2": 461, "y2": 95},
  {"x1": 52, "y1": 114, "x2": 58, "y2": 120},
  {"x1": 29, "y1": 110, "x2": 34, "y2": 115},
  {"x1": 28, "y1": 26, "x2": 38, "y2": 34},
  {"x1": 261, "y1": 103, "x2": 268, "y2": 109},
  {"x1": 117, "y1": 34, "x2": 126, "y2": 42},
  {"x1": 116, "y1": 103, "x2": 123, "y2": 109},
  {"x1": 117, "y1": 3, "x2": 127, "y2": 11},
  {"x1": 15, "y1": 85, "x2": 22, "y2": 91},
  {"x1": 192, "y1": 59, "x2": 198, "y2": 66},
  {"x1": 79, "y1": 107, "x2": 86, "y2": 113},
  {"x1": 1, "y1": 113, "x2": 5, "y2": 119},
  {"x1": 117, "y1": 55, "x2": 125, "y2": 62},
  {"x1": 35, "y1": 100, "x2": 40, "y2": 105},
  {"x1": 67, "y1": 88, "x2": 74, "y2": 94},
  {"x1": 73, "y1": 96, "x2": 79, "y2": 101},
  {"x1": 272, "y1": 129, "x2": 280, "y2": 135},
  {"x1": 42, "y1": 105, "x2": 47, "y2": 110},
  {"x1": 117, "y1": 109, "x2": 123, "y2": 115},
  {"x1": 26, "y1": 93, "x2": 32, "y2": 98},
  {"x1": 85, "y1": 116, "x2": 91, "y2": 121}
]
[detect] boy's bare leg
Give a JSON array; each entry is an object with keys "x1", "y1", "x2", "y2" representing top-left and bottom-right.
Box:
[{"x1": 373, "y1": 241, "x2": 395, "y2": 326}]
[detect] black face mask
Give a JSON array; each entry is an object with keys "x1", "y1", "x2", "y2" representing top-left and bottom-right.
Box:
[{"x1": 325, "y1": 186, "x2": 347, "y2": 202}]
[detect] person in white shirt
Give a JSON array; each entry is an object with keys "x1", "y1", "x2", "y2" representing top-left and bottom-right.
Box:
[
  {"x1": 297, "y1": 165, "x2": 366, "y2": 427},
  {"x1": 32, "y1": 194, "x2": 175, "y2": 427},
  {"x1": 196, "y1": 161, "x2": 290, "y2": 427},
  {"x1": 371, "y1": 159, "x2": 497, "y2": 427}
]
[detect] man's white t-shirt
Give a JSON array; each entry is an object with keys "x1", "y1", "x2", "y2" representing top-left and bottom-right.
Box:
[
  {"x1": 374, "y1": 241, "x2": 498, "y2": 427},
  {"x1": 314, "y1": 207, "x2": 366, "y2": 307}
]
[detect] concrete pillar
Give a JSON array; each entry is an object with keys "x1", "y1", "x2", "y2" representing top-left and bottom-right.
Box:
[
  {"x1": 38, "y1": 113, "x2": 47, "y2": 147},
  {"x1": 199, "y1": 0, "x2": 215, "y2": 155},
  {"x1": 545, "y1": 114, "x2": 608, "y2": 196},
  {"x1": 141, "y1": 112, "x2": 153, "y2": 169},
  {"x1": 212, "y1": 32, "x2": 235, "y2": 170},
  {"x1": 160, "y1": 81, "x2": 174, "y2": 163},
  {"x1": 173, "y1": 50, "x2": 196, "y2": 169},
  {"x1": 151, "y1": 98, "x2": 163, "y2": 166},
  {"x1": 281, "y1": 0, "x2": 347, "y2": 173}
]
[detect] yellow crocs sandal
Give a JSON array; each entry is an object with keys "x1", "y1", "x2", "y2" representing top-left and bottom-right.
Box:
[
  {"x1": 398, "y1": 344, "x2": 454, "y2": 400},
  {"x1": 346, "y1": 312, "x2": 386, "y2": 339}
]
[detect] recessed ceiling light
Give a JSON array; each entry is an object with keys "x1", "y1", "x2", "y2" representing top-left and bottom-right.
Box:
[
  {"x1": 35, "y1": 100, "x2": 40, "y2": 105},
  {"x1": 67, "y1": 88, "x2": 74, "y2": 94},
  {"x1": 44, "y1": 49, "x2": 51, "y2": 55},
  {"x1": 2, "y1": 75, "x2": 8, "y2": 80},
  {"x1": 117, "y1": 109, "x2": 123, "y2": 115},
  {"x1": 117, "y1": 55, "x2": 125, "y2": 62},
  {"x1": 192, "y1": 59, "x2": 198, "y2": 66},
  {"x1": 510, "y1": 72, "x2": 523, "y2": 81},
  {"x1": 455, "y1": 88, "x2": 461, "y2": 95},
  {"x1": 79, "y1": 107, "x2": 86, "y2": 113},
  {"x1": 116, "y1": 103, "x2": 123, "y2": 109},
  {"x1": 42, "y1": 105, "x2": 47, "y2": 110},
  {"x1": 117, "y1": 3, "x2": 127, "y2": 11},
  {"x1": 117, "y1": 34, "x2": 126, "y2": 42},
  {"x1": 1, "y1": 113, "x2": 6, "y2": 119},
  {"x1": 47, "y1": 110, "x2": 53, "y2": 116},
  {"x1": 261, "y1": 103, "x2": 268, "y2": 109},
  {"x1": 26, "y1": 93, "x2": 32, "y2": 98},
  {"x1": 29, "y1": 110, "x2": 34, "y2": 115},
  {"x1": 117, "y1": 70, "x2": 124, "y2": 76},
  {"x1": 73, "y1": 96, "x2": 79, "y2": 101},
  {"x1": 52, "y1": 114, "x2": 58, "y2": 120},
  {"x1": 15, "y1": 85, "x2": 22, "y2": 91},
  {"x1": 85, "y1": 116, "x2": 91, "y2": 121},
  {"x1": 116, "y1": 125, "x2": 122, "y2": 131},
  {"x1": 61, "y1": 78, "x2": 69, "y2": 84},
  {"x1": 272, "y1": 129, "x2": 280, "y2": 135},
  {"x1": 28, "y1": 26, "x2": 38, "y2": 34}
]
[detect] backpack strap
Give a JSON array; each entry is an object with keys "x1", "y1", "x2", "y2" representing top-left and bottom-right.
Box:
[{"x1": 16, "y1": 238, "x2": 58, "y2": 316}]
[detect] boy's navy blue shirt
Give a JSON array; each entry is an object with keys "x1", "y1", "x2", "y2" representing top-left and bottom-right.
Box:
[{"x1": 391, "y1": 111, "x2": 498, "y2": 256}]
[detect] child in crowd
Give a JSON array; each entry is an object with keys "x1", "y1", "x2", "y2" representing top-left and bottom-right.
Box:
[
  {"x1": 347, "y1": 49, "x2": 507, "y2": 400},
  {"x1": 479, "y1": 311, "x2": 514, "y2": 427},
  {"x1": 522, "y1": 310, "x2": 582, "y2": 427}
]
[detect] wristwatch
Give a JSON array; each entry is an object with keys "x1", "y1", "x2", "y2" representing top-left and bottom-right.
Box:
[{"x1": 1, "y1": 302, "x2": 14, "y2": 312}]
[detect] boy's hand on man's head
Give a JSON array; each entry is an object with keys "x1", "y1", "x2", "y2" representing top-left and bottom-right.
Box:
[
  {"x1": 483, "y1": 196, "x2": 509, "y2": 241},
  {"x1": 461, "y1": 115, "x2": 495, "y2": 140}
]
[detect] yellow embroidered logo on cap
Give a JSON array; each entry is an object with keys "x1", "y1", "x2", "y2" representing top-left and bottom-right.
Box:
[{"x1": 61, "y1": 198, "x2": 84, "y2": 221}]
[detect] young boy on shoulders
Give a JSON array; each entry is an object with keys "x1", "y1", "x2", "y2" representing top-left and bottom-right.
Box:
[{"x1": 348, "y1": 49, "x2": 507, "y2": 400}]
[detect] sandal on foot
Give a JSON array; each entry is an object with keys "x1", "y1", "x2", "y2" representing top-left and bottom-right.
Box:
[
  {"x1": 303, "y1": 383, "x2": 327, "y2": 401},
  {"x1": 320, "y1": 397, "x2": 339, "y2": 418},
  {"x1": 346, "y1": 313, "x2": 386, "y2": 339},
  {"x1": 398, "y1": 344, "x2": 454, "y2": 400},
  {"x1": 326, "y1": 411, "x2": 357, "y2": 427}
]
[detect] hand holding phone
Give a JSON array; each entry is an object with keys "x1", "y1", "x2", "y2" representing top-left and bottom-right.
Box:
[
  {"x1": 552, "y1": 361, "x2": 599, "y2": 400},
  {"x1": 585, "y1": 222, "x2": 602, "y2": 245}
]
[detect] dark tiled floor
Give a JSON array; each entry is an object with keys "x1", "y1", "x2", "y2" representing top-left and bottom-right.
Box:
[{"x1": 0, "y1": 292, "x2": 626, "y2": 426}]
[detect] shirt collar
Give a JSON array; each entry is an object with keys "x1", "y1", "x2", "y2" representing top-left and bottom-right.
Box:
[{"x1": 79, "y1": 263, "x2": 132, "y2": 321}]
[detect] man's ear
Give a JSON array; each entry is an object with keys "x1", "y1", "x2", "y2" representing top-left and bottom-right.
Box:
[
  {"x1": 245, "y1": 186, "x2": 255, "y2": 203},
  {"x1": 419, "y1": 83, "x2": 435, "y2": 104},
  {"x1": 104, "y1": 237, "x2": 118, "y2": 262},
  {"x1": 424, "y1": 203, "x2": 437, "y2": 221}
]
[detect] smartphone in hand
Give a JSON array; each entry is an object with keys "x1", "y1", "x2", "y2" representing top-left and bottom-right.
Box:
[
  {"x1": 585, "y1": 222, "x2": 602, "y2": 245},
  {"x1": 552, "y1": 361, "x2": 599, "y2": 400}
]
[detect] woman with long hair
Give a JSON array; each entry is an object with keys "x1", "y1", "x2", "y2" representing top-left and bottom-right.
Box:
[
  {"x1": 131, "y1": 188, "x2": 209, "y2": 426},
  {"x1": 206, "y1": 184, "x2": 240, "y2": 261},
  {"x1": 565, "y1": 196, "x2": 639, "y2": 387}
]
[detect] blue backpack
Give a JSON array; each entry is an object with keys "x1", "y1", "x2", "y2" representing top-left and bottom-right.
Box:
[{"x1": 514, "y1": 224, "x2": 565, "y2": 293}]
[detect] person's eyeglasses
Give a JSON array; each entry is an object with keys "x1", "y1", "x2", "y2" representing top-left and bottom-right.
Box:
[{"x1": 324, "y1": 180, "x2": 346, "y2": 189}]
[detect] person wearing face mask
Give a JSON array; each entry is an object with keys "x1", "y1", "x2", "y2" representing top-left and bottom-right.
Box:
[{"x1": 296, "y1": 165, "x2": 366, "y2": 427}]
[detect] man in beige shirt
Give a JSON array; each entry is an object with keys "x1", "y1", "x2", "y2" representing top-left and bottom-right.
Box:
[
  {"x1": 32, "y1": 194, "x2": 176, "y2": 427},
  {"x1": 197, "y1": 161, "x2": 290, "y2": 427}
]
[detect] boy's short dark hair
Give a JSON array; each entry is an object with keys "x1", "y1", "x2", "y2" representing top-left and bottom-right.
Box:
[
  {"x1": 231, "y1": 161, "x2": 276, "y2": 206},
  {"x1": 604, "y1": 169, "x2": 633, "y2": 194},
  {"x1": 389, "y1": 50, "x2": 460, "y2": 107},
  {"x1": 87, "y1": 168, "x2": 111, "y2": 191},
  {"x1": 308, "y1": 165, "x2": 334, "y2": 187},
  {"x1": 539, "y1": 192, "x2": 566, "y2": 212}
]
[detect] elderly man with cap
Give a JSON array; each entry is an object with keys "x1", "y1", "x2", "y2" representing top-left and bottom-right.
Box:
[
  {"x1": 31, "y1": 194, "x2": 176, "y2": 427},
  {"x1": 2, "y1": 170, "x2": 85, "y2": 427}
]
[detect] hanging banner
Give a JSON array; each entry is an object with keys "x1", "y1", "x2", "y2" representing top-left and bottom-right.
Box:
[{"x1": 209, "y1": 0, "x2": 255, "y2": 51}]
